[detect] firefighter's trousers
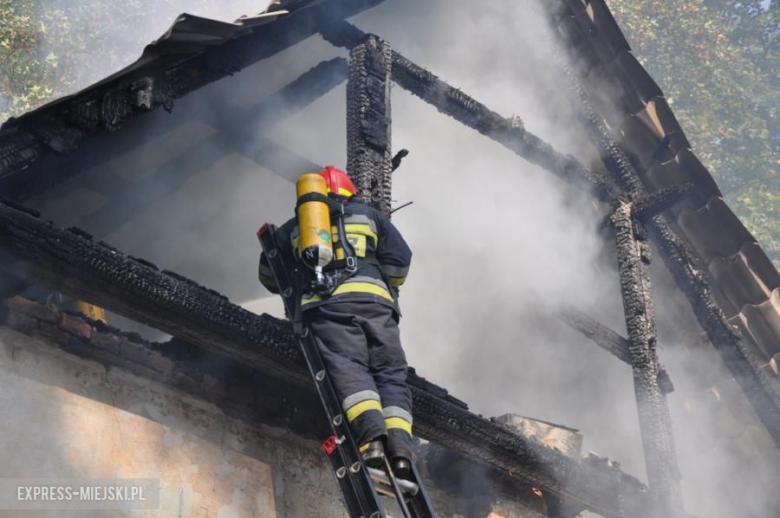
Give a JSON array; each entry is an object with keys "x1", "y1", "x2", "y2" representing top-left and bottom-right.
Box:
[{"x1": 305, "y1": 300, "x2": 413, "y2": 461}]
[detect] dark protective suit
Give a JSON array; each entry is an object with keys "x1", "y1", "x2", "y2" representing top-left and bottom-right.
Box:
[{"x1": 259, "y1": 195, "x2": 414, "y2": 460}]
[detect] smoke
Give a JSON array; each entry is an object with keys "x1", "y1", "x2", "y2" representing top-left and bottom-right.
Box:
[
  {"x1": 351, "y1": 0, "x2": 640, "y2": 475},
  {"x1": 19, "y1": 1, "x2": 780, "y2": 517}
]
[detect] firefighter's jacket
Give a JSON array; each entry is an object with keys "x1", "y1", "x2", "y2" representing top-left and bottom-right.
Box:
[{"x1": 258, "y1": 196, "x2": 412, "y2": 313}]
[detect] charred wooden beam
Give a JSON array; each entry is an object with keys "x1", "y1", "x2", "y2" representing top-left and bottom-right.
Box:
[
  {"x1": 0, "y1": 200, "x2": 664, "y2": 518},
  {"x1": 559, "y1": 306, "x2": 632, "y2": 363},
  {"x1": 633, "y1": 185, "x2": 691, "y2": 223},
  {"x1": 554, "y1": 38, "x2": 683, "y2": 505},
  {"x1": 558, "y1": 306, "x2": 674, "y2": 395},
  {"x1": 648, "y1": 220, "x2": 780, "y2": 439},
  {"x1": 612, "y1": 203, "x2": 683, "y2": 513},
  {"x1": 320, "y1": 21, "x2": 621, "y2": 203},
  {"x1": 346, "y1": 35, "x2": 393, "y2": 213},
  {"x1": 0, "y1": 0, "x2": 382, "y2": 201},
  {"x1": 71, "y1": 59, "x2": 346, "y2": 237}
]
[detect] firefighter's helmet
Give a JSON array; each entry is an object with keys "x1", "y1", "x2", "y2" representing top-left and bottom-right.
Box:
[{"x1": 319, "y1": 166, "x2": 357, "y2": 197}]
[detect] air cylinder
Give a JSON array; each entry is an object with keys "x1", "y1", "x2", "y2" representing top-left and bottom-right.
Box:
[
  {"x1": 296, "y1": 173, "x2": 334, "y2": 271},
  {"x1": 75, "y1": 301, "x2": 107, "y2": 323}
]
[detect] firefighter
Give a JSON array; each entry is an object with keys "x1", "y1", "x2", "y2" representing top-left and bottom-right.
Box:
[{"x1": 258, "y1": 166, "x2": 414, "y2": 477}]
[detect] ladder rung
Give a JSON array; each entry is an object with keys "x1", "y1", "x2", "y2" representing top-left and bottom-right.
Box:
[{"x1": 368, "y1": 467, "x2": 419, "y2": 496}]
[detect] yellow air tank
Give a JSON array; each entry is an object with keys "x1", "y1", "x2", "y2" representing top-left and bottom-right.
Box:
[
  {"x1": 75, "y1": 301, "x2": 107, "y2": 323},
  {"x1": 296, "y1": 173, "x2": 334, "y2": 272}
]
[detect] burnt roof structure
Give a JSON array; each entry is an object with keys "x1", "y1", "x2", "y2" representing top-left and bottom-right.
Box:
[{"x1": 0, "y1": 0, "x2": 779, "y2": 516}]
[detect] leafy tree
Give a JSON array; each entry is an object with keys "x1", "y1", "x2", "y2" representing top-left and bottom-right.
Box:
[
  {"x1": 0, "y1": 0, "x2": 56, "y2": 118},
  {"x1": 1, "y1": 0, "x2": 260, "y2": 122},
  {"x1": 607, "y1": 0, "x2": 780, "y2": 268}
]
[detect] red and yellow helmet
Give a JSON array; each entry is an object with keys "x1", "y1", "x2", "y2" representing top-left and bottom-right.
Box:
[{"x1": 318, "y1": 166, "x2": 357, "y2": 198}]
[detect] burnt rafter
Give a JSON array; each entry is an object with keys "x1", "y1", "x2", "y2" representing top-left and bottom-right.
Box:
[
  {"x1": 346, "y1": 35, "x2": 394, "y2": 213},
  {"x1": 558, "y1": 306, "x2": 674, "y2": 395},
  {"x1": 553, "y1": 30, "x2": 681, "y2": 506},
  {"x1": 559, "y1": 306, "x2": 632, "y2": 363},
  {"x1": 0, "y1": 200, "x2": 664, "y2": 518},
  {"x1": 612, "y1": 203, "x2": 683, "y2": 512},
  {"x1": 632, "y1": 185, "x2": 692, "y2": 223},
  {"x1": 0, "y1": 0, "x2": 384, "y2": 200}
]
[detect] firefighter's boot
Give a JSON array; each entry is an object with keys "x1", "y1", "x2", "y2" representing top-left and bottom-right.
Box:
[
  {"x1": 360, "y1": 439, "x2": 385, "y2": 469},
  {"x1": 390, "y1": 457, "x2": 411, "y2": 480}
]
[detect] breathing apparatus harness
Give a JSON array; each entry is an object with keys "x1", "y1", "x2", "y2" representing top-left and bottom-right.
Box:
[{"x1": 295, "y1": 192, "x2": 358, "y2": 298}]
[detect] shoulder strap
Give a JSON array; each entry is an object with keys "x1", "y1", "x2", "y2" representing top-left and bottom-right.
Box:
[
  {"x1": 336, "y1": 210, "x2": 358, "y2": 275},
  {"x1": 296, "y1": 192, "x2": 345, "y2": 214}
]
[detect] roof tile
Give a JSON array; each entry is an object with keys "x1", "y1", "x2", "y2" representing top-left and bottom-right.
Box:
[
  {"x1": 738, "y1": 290, "x2": 780, "y2": 358},
  {"x1": 709, "y1": 252, "x2": 773, "y2": 311},
  {"x1": 583, "y1": 0, "x2": 631, "y2": 57},
  {"x1": 613, "y1": 51, "x2": 663, "y2": 104},
  {"x1": 677, "y1": 201, "x2": 744, "y2": 262},
  {"x1": 729, "y1": 315, "x2": 772, "y2": 360},
  {"x1": 676, "y1": 148, "x2": 722, "y2": 200},
  {"x1": 557, "y1": 17, "x2": 601, "y2": 73}
]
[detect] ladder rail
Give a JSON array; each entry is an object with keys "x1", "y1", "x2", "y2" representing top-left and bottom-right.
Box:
[
  {"x1": 382, "y1": 457, "x2": 412, "y2": 518},
  {"x1": 406, "y1": 462, "x2": 436, "y2": 518}
]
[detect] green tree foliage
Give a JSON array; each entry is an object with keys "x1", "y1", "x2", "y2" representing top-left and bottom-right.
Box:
[
  {"x1": 607, "y1": 0, "x2": 780, "y2": 267},
  {"x1": 1, "y1": 0, "x2": 147, "y2": 120},
  {"x1": 0, "y1": 0, "x2": 55, "y2": 118},
  {"x1": 1, "y1": 0, "x2": 257, "y2": 121}
]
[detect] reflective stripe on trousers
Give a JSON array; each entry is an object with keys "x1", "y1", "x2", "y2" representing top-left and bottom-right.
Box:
[
  {"x1": 383, "y1": 405, "x2": 413, "y2": 435},
  {"x1": 305, "y1": 301, "x2": 413, "y2": 459},
  {"x1": 343, "y1": 390, "x2": 383, "y2": 423}
]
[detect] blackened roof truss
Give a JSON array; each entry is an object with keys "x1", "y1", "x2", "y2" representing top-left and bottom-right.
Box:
[{"x1": 1, "y1": 1, "x2": 780, "y2": 517}]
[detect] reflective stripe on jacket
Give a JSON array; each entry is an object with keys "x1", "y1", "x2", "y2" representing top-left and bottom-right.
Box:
[{"x1": 259, "y1": 196, "x2": 412, "y2": 312}]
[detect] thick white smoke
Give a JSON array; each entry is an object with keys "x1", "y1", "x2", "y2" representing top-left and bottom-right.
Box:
[{"x1": 20, "y1": 1, "x2": 780, "y2": 517}]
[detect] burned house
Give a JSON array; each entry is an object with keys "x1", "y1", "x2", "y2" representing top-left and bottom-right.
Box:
[{"x1": 0, "y1": 0, "x2": 779, "y2": 517}]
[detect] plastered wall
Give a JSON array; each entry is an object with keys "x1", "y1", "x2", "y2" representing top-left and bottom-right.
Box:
[{"x1": 0, "y1": 322, "x2": 547, "y2": 518}]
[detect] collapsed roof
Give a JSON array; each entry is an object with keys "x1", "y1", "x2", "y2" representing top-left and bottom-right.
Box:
[{"x1": 0, "y1": 0, "x2": 779, "y2": 515}]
